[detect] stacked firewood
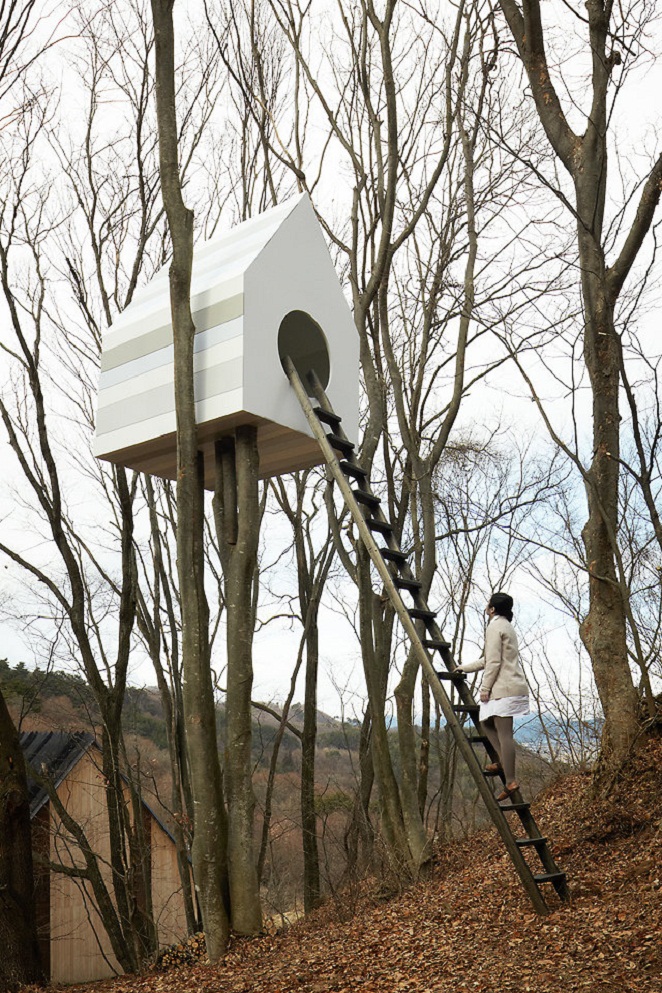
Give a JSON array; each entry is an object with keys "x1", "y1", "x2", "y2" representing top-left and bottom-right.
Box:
[{"x1": 154, "y1": 932, "x2": 207, "y2": 970}]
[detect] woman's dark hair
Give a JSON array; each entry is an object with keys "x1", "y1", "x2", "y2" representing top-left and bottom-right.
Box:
[{"x1": 489, "y1": 592, "x2": 514, "y2": 622}]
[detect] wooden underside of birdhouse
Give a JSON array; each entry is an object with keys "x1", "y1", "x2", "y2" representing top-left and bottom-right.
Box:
[{"x1": 98, "y1": 413, "x2": 325, "y2": 485}]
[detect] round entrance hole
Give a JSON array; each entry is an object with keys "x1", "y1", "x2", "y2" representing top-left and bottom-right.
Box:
[{"x1": 278, "y1": 310, "x2": 330, "y2": 395}]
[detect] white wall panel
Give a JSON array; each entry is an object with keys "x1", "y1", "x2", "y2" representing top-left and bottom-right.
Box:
[{"x1": 94, "y1": 194, "x2": 358, "y2": 482}]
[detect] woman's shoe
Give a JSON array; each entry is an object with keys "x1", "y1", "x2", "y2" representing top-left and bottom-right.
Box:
[
  {"x1": 496, "y1": 783, "x2": 519, "y2": 802},
  {"x1": 484, "y1": 762, "x2": 502, "y2": 775}
]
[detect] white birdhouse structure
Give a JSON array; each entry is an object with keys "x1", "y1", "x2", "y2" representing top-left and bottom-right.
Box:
[{"x1": 93, "y1": 194, "x2": 359, "y2": 483}]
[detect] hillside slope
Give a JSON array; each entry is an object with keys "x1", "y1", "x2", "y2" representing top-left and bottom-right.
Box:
[{"x1": 47, "y1": 737, "x2": 662, "y2": 993}]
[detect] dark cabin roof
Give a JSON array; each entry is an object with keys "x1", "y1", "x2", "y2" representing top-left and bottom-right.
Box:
[
  {"x1": 20, "y1": 730, "x2": 96, "y2": 818},
  {"x1": 19, "y1": 730, "x2": 179, "y2": 847}
]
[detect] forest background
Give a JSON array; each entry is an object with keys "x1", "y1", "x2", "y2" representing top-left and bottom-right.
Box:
[{"x1": 0, "y1": 0, "x2": 661, "y2": 984}]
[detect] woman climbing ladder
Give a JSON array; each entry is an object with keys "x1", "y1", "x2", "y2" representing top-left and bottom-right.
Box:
[{"x1": 456, "y1": 592, "x2": 529, "y2": 801}]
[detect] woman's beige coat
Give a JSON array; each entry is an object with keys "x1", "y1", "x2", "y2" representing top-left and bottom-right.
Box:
[{"x1": 460, "y1": 615, "x2": 529, "y2": 700}]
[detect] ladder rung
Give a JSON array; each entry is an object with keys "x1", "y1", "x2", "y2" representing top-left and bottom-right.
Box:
[
  {"x1": 515, "y1": 837, "x2": 548, "y2": 848},
  {"x1": 395, "y1": 577, "x2": 422, "y2": 593},
  {"x1": 408, "y1": 607, "x2": 436, "y2": 622},
  {"x1": 326, "y1": 433, "x2": 354, "y2": 455},
  {"x1": 313, "y1": 406, "x2": 341, "y2": 428},
  {"x1": 366, "y1": 518, "x2": 393, "y2": 536},
  {"x1": 288, "y1": 368, "x2": 569, "y2": 916},
  {"x1": 533, "y1": 871, "x2": 566, "y2": 884},
  {"x1": 353, "y1": 489, "x2": 380, "y2": 510},
  {"x1": 339, "y1": 460, "x2": 368, "y2": 480}
]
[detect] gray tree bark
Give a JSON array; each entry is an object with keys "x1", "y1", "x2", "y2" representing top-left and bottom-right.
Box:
[
  {"x1": 150, "y1": 0, "x2": 230, "y2": 960},
  {"x1": 213, "y1": 429, "x2": 262, "y2": 935}
]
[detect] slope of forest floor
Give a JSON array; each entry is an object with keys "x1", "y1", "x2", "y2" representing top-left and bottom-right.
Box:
[{"x1": 47, "y1": 736, "x2": 662, "y2": 993}]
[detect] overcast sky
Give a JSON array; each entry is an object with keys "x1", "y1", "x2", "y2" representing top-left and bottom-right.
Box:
[{"x1": 1, "y1": 0, "x2": 661, "y2": 718}]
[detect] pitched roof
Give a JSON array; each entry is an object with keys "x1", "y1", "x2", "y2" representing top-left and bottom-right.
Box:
[
  {"x1": 19, "y1": 730, "x2": 180, "y2": 849},
  {"x1": 93, "y1": 191, "x2": 359, "y2": 484},
  {"x1": 20, "y1": 730, "x2": 95, "y2": 817}
]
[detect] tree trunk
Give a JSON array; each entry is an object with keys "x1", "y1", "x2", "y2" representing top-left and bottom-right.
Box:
[
  {"x1": 101, "y1": 725, "x2": 141, "y2": 973},
  {"x1": 344, "y1": 707, "x2": 375, "y2": 878},
  {"x1": 575, "y1": 223, "x2": 638, "y2": 769},
  {"x1": 357, "y1": 548, "x2": 415, "y2": 880},
  {"x1": 433, "y1": 721, "x2": 458, "y2": 844},
  {"x1": 418, "y1": 674, "x2": 430, "y2": 820},
  {"x1": 127, "y1": 785, "x2": 158, "y2": 960},
  {"x1": 213, "y1": 428, "x2": 262, "y2": 935},
  {"x1": 150, "y1": 0, "x2": 230, "y2": 960},
  {"x1": 0, "y1": 689, "x2": 44, "y2": 990},
  {"x1": 141, "y1": 477, "x2": 197, "y2": 933},
  {"x1": 301, "y1": 620, "x2": 321, "y2": 912},
  {"x1": 270, "y1": 472, "x2": 333, "y2": 913},
  {"x1": 394, "y1": 646, "x2": 431, "y2": 871}
]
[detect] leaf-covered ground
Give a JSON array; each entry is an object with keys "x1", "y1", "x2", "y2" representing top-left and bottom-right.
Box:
[{"x1": 49, "y1": 737, "x2": 662, "y2": 993}]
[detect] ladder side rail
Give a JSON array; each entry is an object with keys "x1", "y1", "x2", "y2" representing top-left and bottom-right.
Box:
[
  {"x1": 308, "y1": 376, "x2": 565, "y2": 861},
  {"x1": 308, "y1": 372, "x2": 513, "y2": 784},
  {"x1": 512, "y1": 808, "x2": 568, "y2": 894},
  {"x1": 307, "y1": 368, "x2": 567, "y2": 899},
  {"x1": 404, "y1": 601, "x2": 566, "y2": 892},
  {"x1": 285, "y1": 358, "x2": 550, "y2": 915}
]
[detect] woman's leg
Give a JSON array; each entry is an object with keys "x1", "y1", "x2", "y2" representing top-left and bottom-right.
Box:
[
  {"x1": 480, "y1": 717, "x2": 502, "y2": 765},
  {"x1": 494, "y1": 716, "x2": 517, "y2": 784}
]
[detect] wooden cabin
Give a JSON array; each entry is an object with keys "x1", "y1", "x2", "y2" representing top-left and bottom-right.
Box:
[{"x1": 21, "y1": 731, "x2": 189, "y2": 984}]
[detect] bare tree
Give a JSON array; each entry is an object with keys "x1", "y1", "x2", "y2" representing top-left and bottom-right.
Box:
[
  {"x1": 1, "y1": 0, "x2": 231, "y2": 968},
  {"x1": 215, "y1": 0, "x2": 553, "y2": 876},
  {"x1": 135, "y1": 475, "x2": 197, "y2": 933},
  {"x1": 0, "y1": 2, "x2": 45, "y2": 985},
  {"x1": 0, "y1": 119, "x2": 156, "y2": 967},
  {"x1": 150, "y1": 0, "x2": 230, "y2": 961},
  {"x1": 496, "y1": 0, "x2": 662, "y2": 778},
  {"x1": 270, "y1": 470, "x2": 337, "y2": 911}
]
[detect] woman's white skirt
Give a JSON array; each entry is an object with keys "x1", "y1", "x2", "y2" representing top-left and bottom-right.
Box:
[{"x1": 479, "y1": 695, "x2": 529, "y2": 722}]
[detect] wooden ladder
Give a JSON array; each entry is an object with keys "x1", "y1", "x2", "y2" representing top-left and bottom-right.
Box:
[{"x1": 285, "y1": 357, "x2": 568, "y2": 914}]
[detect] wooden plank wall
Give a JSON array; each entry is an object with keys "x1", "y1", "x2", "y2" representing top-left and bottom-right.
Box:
[
  {"x1": 151, "y1": 818, "x2": 191, "y2": 945},
  {"x1": 48, "y1": 751, "x2": 189, "y2": 984},
  {"x1": 49, "y1": 752, "x2": 122, "y2": 984}
]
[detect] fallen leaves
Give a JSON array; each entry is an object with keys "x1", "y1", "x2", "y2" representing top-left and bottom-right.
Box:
[{"x1": 44, "y1": 736, "x2": 662, "y2": 993}]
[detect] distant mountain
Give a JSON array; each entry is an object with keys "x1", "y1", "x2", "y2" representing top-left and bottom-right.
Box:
[
  {"x1": 252, "y1": 701, "x2": 344, "y2": 731},
  {"x1": 514, "y1": 712, "x2": 602, "y2": 761}
]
